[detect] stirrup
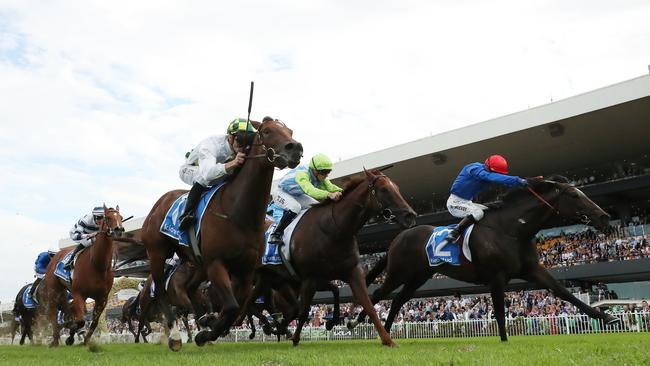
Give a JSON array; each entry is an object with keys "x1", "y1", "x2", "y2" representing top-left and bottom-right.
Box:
[{"x1": 268, "y1": 234, "x2": 283, "y2": 245}]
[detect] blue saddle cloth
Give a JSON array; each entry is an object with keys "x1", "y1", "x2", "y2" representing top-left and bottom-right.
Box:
[
  {"x1": 159, "y1": 182, "x2": 226, "y2": 247},
  {"x1": 54, "y1": 251, "x2": 75, "y2": 283},
  {"x1": 261, "y1": 223, "x2": 282, "y2": 265},
  {"x1": 22, "y1": 284, "x2": 37, "y2": 309},
  {"x1": 149, "y1": 262, "x2": 181, "y2": 298},
  {"x1": 425, "y1": 225, "x2": 462, "y2": 266}
]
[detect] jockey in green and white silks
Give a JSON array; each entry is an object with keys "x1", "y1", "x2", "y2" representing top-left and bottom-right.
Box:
[
  {"x1": 177, "y1": 118, "x2": 257, "y2": 230},
  {"x1": 268, "y1": 153, "x2": 343, "y2": 245}
]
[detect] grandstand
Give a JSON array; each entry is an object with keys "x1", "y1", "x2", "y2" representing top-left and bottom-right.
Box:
[{"x1": 60, "y1": 73, "x2": 650, "y2": 305}]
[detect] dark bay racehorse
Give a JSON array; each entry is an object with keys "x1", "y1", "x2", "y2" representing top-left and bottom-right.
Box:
[
  {"x1": 140, "y1": 118, "x2": 302, "y2": 348},
  {"x1": 136, "y1": 262, "x2": 210, "y2": 343},
  {"x1": 350, "y1": 176, "x2": 617, "y2": 341},
  {"x1": 45, "y1": 205, "x2": 124, "y2": 347},
  {"x1": 242, "y1": 169, "x2": 417, "y2": 347},
  {"x1": 12, "y1": 284, "x2": 43, "y2": 345}
]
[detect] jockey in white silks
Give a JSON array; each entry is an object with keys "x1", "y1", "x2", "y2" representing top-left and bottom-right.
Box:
[
  {"x1": 267, "y1": 153, "x2": 343, "y2": 246},
  {"x1": 63, "y1": 206, "x2": 104, "y2": 270},
  {"x1": 176, "y1": 118, "x2": 258, "y2": 231}
]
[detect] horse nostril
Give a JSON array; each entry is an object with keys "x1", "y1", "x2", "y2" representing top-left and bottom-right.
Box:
[{"x1": 285, "y1": 143, "x2": 294, "y2": 151}]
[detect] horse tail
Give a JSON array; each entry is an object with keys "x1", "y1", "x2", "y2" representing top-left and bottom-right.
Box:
[{"x1": 365, "y1": 254, "x2": 388, "y2": 286}]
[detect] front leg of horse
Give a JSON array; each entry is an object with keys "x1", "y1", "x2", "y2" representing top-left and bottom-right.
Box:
[
  {"x1": 248, "y1": 314, "x2": 257, "y2": 340},
  {"x1": 490, "y1": 273, "x2": 508, "y2": 342},
  {"x1": 84, "y1": 297, "x2": 107, "y2": 345},
  {"x1": 324, "y1": 283, "x2": 341, "y2": 331},
  {"x1": 66, "y1": 294, "x2": 87, "y2": 346},
  {"x1": 527, "y1": 266, "x2": 619, "y2": 325},
  {"x1": 348, "y1": 266, "x2": 396, "y2": 347},
  {"x1": 194, "y1": 261, "x2": 239, "y2": 347},
  {"x1": 292, "y1": 280, "x2": 316, "y2": 347},
  {"x1": 181, "y1": 315, "x2": 193, "y2": 343}
]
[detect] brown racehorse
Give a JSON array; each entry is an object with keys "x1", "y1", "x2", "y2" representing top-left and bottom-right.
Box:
[
  {"x1": 136, "y1": 261, "x2": 210, "y2": 343},
  {"x1": 350, "y1": 176, "x2": 618, "y2": 341},
  {"x1": 140, "y1": 117, "x2": 302, "y2": 348},
  {"x1": 241, "y1": 169, "x2": 417, "y2": 347},
  {"x1": 44, "y1": 205, "x2": 124, "y2": 347}
]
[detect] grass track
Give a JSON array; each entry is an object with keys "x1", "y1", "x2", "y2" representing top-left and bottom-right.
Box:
[{"x1": 1, "y1": 333, "x2": 649, "y2": 365}]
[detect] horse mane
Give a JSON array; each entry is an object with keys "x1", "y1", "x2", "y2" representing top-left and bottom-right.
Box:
[
  {"x1": 311, "y1": 169, "x2": 381, "y2": 208},
  {"x1": 499, "y1": 175, "x2": 570, "y2": 205}
]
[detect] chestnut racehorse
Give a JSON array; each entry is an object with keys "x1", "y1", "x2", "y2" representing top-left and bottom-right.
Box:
[{"x1": 44, "y1": 205, "x2": 124, "y2": 347}]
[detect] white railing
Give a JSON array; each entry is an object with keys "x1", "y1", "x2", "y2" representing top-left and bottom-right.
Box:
[{"x1": 3, "y1": 312, "x2": 649, "y2": 344}]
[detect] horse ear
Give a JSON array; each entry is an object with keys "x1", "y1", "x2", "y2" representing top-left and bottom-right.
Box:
[
  {"x1": 103, "y1": 203, "x2": 107, "y2": 211},
  {"x1": 378, "y1": 165, "x2": 394, "y2": 172},
  {"x1": 116, "y1": 204, "x2": 120, "y2": 212},
  {"x1": 363, "y1": 166, "x2": 370, "y2": 176}
]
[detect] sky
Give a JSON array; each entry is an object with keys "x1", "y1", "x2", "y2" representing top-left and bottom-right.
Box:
[{"x1": 1, "y1": 0, "x2": 649, "y2": 302}]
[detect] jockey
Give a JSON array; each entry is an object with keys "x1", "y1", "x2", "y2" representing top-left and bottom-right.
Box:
[
  {"x1": 268, "y1": 153, "x2": 343, "y2": 245},
  {"x1": 28, "y1": 245, "x2": 58, "y2": 300},
  {"x1": 63, "y1": 206, "x2": 104, "y2": 270},
  {"x1": 177, "y1": 117, "x2": 257, "y2": 231},
  {"x1": 445, "y1": 154, "x2": 528, "y2": 243}
]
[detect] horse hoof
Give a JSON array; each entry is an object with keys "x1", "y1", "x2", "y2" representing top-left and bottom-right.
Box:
[
  {"x1": 385, "y1": 341, "x2": 398, "y2": 348},
  {"x1": 326, "y1": 321, "x2": 335, "y2": 331},
  {"x1": 49, "y1": 341, "x2": 59, "y2": 348},
  {"x1": 168, "y1": 338, "x2": 182, "y2": 352},
  {"x1": 249, "y1": 333, "x2": 256, "y2": 340},
  {"x1": 65, "y1": 337, "x2": 75, "y2": 346},
  {"x1": 262, "y1": 325, "x2": 273, "y2": 336},
  {"x1": 346, "y1": 320, "x2": 358, "y2": 330},
  {"x1": 186, "y1": 337, "x2": 193, "y2": 344},
  {"x1": 195, "y1": 331, "x2": 210, "y2": 347},
  {"x1": 605, "y1": 316, "x2": 620, "y2": 325},
  {"x1": 285, "y1": 331, "x2": 293, "y2": 340},
  {"x1": 197, "y1": 314, "x2": 215, "y2": 328},
  {"x1": 292, "y1": 337, "x2": 300, "y2": 347}
]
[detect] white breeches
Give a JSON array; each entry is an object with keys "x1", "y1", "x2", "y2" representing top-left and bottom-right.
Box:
[
  {"x1": 446, "y1": 194, "x2": 488, "y2": 221},
  {"x1": 271, "y1": 189, "x2": 318, "y2": 214}
]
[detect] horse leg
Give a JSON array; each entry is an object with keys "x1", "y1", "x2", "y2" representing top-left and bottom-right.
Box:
[
  {"x1": 526, "y1": 266, "x2": 618, "y2": 324},
  {"x1": 383, "y1": 277, "x2": 427, "y2": 333},
  {"x1": 324, "y1": 283, "x2": 340, "y2": 331},
  {"x1": 181, "y1": 314, "x2": 193, "y2": 343},
  {"x1": 66, "y1": 294, "x2": 86, "y2": 346},
  {"x1": 490, "y1": 273, "x2": 508, "y2": 342},
  {"x1": 348, "y1": 266, "x2": 396, "y2": 347},
  {"x1": 19, "y1": 319, "x2": 27, "y2": 345},
  {"x1": 274, "y1": 282, "x2": 299, "y2": 337},
  {"x1": 83, "y1": 297, "x2": 107, "y2": 345},
  {"x1": 248, "y1": 314, "x2": 257, "y2": 340},
  {"x1": 235, "y1": 273, "x2": 266, "y2": 326},
  {"x1": 194, "y1": 261, "x2": 239, "y2": 347},
  {"x1": 47, "y1": 295, "x2": 62, "y2": 347},
  {"x1": 349, "y1": 275, "x2": 402, "y2": 330},
  {"x1": 291, "y1": 279, "x2": 316, "y2": 347}
]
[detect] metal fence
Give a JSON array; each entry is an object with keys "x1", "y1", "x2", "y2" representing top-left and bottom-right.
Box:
[{"x1": 3, "y1": 312, "x2": 649, "y2": 345}]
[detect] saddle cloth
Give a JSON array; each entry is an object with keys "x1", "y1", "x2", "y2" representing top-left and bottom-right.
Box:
[
  {"x1": 261, "y1": 209, "x2": 308, "y2": 265},
  {"x1": 54, "y1": 249, "x2": 83, "y2": 283},
  {"x1": 160, "y1": 182, "x2": 226, "y2": 247},
  {"x1": 149, "y1": 263, "x2": 180, "y2": 298},
  {"x1": 425, "y1": 224, "x2": 474, "y2": 266},
  {"x1": 22, "y1": 284, "x2": 37, "y2": 309}
]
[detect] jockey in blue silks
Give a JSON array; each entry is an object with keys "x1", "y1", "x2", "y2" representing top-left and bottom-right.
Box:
[
  {"x1": 28, "y1": 245, "x2": 58, "y2": 300},
  {"x1": 445, "y1": 154, "x2": 528, "y2": 243}
]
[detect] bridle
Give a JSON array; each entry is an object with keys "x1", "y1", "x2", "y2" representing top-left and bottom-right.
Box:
[
  {"x1": 244, "y1": 121, "x2": 286, "y2": 163},
  {"x1": 97, "y1": 210, "x2": 124, "y2": 237},
  {"x1": 527, "y1": 183, "x2": 592, "y2": 225}
]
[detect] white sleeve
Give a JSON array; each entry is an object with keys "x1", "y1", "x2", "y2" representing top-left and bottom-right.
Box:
[{"x1": 196, "y1": 135, "x2": 234, "y2": 184}]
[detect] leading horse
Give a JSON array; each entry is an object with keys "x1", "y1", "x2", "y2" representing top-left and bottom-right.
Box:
[
  {"x1": 349, "y1": 176, "x2": 617, "y2": 341},
  {"x1": 140, "y1": 118, "x2": 302, "y2": 348},
  {"x1": 44, "y1": 205, "x2": 124, "y2": 346},
  {"x1": 241, "y1": 168, "x2": 417, "y2": 347}
]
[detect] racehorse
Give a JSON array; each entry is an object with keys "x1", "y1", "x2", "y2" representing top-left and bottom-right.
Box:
[
  {"x1": 349, "y1": 176, "x2": 617, "y2": 341},
  {"x1": 241, "y1": 168, "x2": 417, "y2": 347},
  {"x1": 136, "y1": 261, "x2": 210, "y2": 343},
  {"x1": 44, "y1": 205, "x2": 124, "y2": 347},
  {"x1": 140, "y1": 117, "x2": 302, "y2": 348},
  {"x1": 12, "y1": 284, "x2": 43, "y2": 345}
]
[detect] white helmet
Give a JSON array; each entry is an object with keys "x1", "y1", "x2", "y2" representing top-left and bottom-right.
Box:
[{"x1": 48, "y1": 243, "x2": 60, "y2": 255}]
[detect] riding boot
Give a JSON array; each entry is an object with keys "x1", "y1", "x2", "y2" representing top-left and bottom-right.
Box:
[
  {"x1": 268, "y1": 210, "x2": 298, "y2": 245},
  {"x1": 447, "y1": 216, "x2": 476, "y2": 243},
  {"x1": 63, "y1": 244, "x2": 84, "y2": 271},
  {"x1": 179, "y1": 183, "x2": 208, "y2": 231},
  {"x1": 29, "y1": 278, "x2": 41, "y2": 301}
]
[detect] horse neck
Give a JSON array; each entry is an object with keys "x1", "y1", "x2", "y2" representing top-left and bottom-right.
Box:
[
  {"x1": 89, "y1": 232, "x2": 113, "y2": 272},
  {"x1": 486, "y1": 198, "x2": 557, "y2": 239},
  {"x1": 330, "y1": 182, "x2": 373, "y2": 237},
  {"x1": 226, "y1": 144, "x2": 275, "y2": 227}
]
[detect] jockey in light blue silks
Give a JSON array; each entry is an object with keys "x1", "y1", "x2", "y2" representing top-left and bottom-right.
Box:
[
  {"x1": 28, "y1": 245, "x2": 58, "y2": 300},
  {"x1": 444, "y1": 154, "x2": 528, "y2": 243},
  {"x1": 268, "y1": 153, "x2": 343, "y2": 245},
  {"x1": 63, "y1": 206, "x2": 104, "y2": 271},
  {"x1": 176, "y1": 118, "x2": 257, "y2": 231}
]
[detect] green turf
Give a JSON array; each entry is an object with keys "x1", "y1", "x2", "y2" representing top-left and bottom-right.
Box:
[{"x1": 1, "y1": 333, "x2": 649, "y2": 366}]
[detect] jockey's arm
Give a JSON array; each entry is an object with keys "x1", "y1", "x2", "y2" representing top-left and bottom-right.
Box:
[
  {"x1": 321, "y1": 179, "x2": 343, "y2": 193},
  {"x1": 473, "y1": 167, "x2": 527, "y2": 187},
  {"x1": 295, "y1": 170, "x2": 330, "y2": 201}
]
